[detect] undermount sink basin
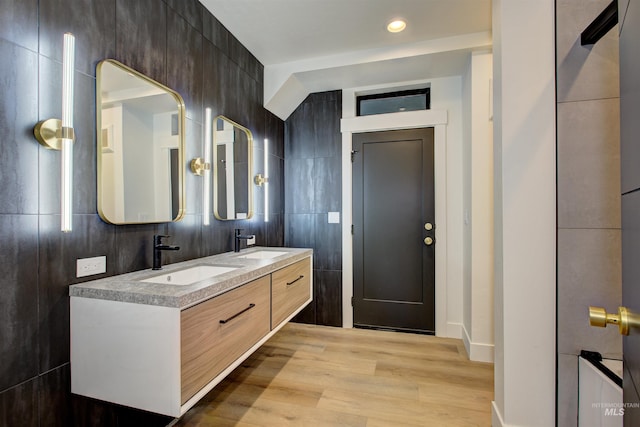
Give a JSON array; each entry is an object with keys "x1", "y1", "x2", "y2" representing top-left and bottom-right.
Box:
[
  {"x1": 141, "y1": 265, "x2": 237, "y2": 286},
  {"x1": 236, "y1": 250, "x2": 288, "y2": 260}
]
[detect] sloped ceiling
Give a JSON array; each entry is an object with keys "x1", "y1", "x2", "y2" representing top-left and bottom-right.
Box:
[{"x1": 200, "y1": 0, "x2": 492, "y2": 119}]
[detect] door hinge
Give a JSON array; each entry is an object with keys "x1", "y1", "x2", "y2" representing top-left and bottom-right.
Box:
[
  {"x1": 351, "y1": 224, "x2": 354, "y2": 235},
  {"x1": 351, "y1": 296, "x2": 354, "y2": 306},
  {"x1": 350, "y1": 150, "x2": 359, "y2": 162}
]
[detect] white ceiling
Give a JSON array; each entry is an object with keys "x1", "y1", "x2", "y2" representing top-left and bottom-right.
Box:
[{"x1": 199, "y1": 0, "x2": 493, "y2": 119}]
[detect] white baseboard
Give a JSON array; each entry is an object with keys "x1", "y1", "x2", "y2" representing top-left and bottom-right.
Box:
[
  {"x1": 492, "y1": 401, "x2": 506, "y2": 427},
  {"x1": 471, "y1": 341, "x2": 494, "y2": 363},
  {"x1": 462, "y1": 324, "x2": 495, "y2": 363},
  {"x1": 462, "y1": 324, "x2": 471, "y2": 357},
  {"x1": 446, "y1": 322, "x2": 463, "y2": 339}
]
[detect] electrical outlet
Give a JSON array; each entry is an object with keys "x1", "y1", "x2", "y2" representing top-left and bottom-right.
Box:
[
  {"x1": 247, "y1": 235, "x2": 256, "y2": 246},
  {"x1": 77, "y1": 256, "x2": 107, "y2": 278}
]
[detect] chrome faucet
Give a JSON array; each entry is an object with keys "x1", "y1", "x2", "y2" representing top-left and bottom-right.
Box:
[
  {"x1": 234, "y1": 228, "x2": 253, "y2": 252},
  {"x1": 153, "y1": 235, "x2": 180, "y2": 270}
]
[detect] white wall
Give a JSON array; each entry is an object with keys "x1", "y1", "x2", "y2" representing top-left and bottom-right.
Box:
[
  {"x1": 470, "y1": 52, "x2": 494, "y2": 360},
  {"x1": 462, "y1": 51, "x2": 495, "y2": 363},
  {"x1": 431, "y1": 77, "x2": 465, "y2": 338},
  {"x1": 462, "y1": 54, "x2": 473, "y2": 348},
  {"x1": 264, "y1": 33, "x2": 492, "y2": 120},
  {"x1": 492, "y1": 0, "x2": 556, "y2": 425}
]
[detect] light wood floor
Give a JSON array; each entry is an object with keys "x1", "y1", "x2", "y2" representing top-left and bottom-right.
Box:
[{"x1": 174, "y1": 323, "x2": 494, "y2": 427}]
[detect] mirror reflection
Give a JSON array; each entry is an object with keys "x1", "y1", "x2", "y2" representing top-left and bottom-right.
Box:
[
  {"x1": 96, "y1": 59, "x2": 185, "y2": 224},
  {"x1": 213, "y1": 116, "x2": 253, "y2": 220}
]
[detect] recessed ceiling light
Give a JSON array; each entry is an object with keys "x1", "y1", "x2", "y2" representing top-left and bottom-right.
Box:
[{"x1": 387, "y1": 19, "x2": 407, "y2": 33}]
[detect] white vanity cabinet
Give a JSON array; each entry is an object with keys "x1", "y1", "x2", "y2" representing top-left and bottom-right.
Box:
[{"x1": 70, "y1": 250, "x2": 312, "y2": 417}]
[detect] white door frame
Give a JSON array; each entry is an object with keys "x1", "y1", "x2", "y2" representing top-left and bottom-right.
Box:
[{"x1": 341, "y1": 104, "x2": 449, "y2": 337}]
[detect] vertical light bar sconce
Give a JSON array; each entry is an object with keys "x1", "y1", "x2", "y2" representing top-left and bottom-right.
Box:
[
  {"x1": 189, "y1": 108, "x2": 212, "y2": 225},
  {"x1": 61, "y1": 33, "x2": 74, "y2": 232},
  {"x1": 34, "y1": 33, "x2": 76, "y2": 232},
  {"x1": 203, "y1": 108, "x2": 212, "y2": 225},
  {"x1": 254, "y1": 138, "x2": 270, "y2": 222},
  {"x1": 264, "y1": 138, "x2": 269, "y2": 222}
]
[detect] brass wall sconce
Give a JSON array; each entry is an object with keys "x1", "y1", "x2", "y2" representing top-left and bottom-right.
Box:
[{"x1": 34, "y1": 33, "x2": 76, "y2": 232}]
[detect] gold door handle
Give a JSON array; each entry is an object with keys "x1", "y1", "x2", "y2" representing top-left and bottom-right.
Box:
[
  {"x1": 424, "y1": 236, "x2": 434, "y2": 246},
  {"x1": 589, "y1": 306, "x2": 640, "y2": 335}
]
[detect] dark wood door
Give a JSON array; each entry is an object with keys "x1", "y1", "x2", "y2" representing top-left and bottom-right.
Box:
[
  {"x1": 620, "y1": 0, "x2": 640, "y2": 424},
  {"x1": 352, "y1": 128, "x2": 435, "y2": 333}
]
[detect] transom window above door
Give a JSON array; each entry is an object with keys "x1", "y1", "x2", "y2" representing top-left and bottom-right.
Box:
[{"x1": 356, "y1": 88, "x2": 430, "y2": 116}]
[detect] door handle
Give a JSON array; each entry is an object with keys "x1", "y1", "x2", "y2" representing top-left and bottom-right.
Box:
[
  {"x1": 424, "y1": 236, "x2": 434, "y2": 246},
  {"x1": 589, "y1": 306, "x2": 640, "y2": 335}
]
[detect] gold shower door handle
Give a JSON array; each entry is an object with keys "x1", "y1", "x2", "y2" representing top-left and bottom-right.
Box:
[{"x1": 589, "y1": 306, "x2": 640, "y2": 335}]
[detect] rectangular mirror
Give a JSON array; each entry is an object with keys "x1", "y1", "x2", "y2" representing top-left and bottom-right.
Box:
[
  {"x1": 213, "y1": 116, "x2": 253, "y2": 220},
  {"x1": 96, "y1": 59, "x2": 186, "y2": 224}
]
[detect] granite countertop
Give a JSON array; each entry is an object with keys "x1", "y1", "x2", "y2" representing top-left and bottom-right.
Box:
[{"x1": 69, "y1": 247, "x2": 312, "y2": 309}]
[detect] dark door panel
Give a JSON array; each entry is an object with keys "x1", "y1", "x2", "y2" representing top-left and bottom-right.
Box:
[{"x1": 353, "y1": 128, "x2": 435, "y2": 333}]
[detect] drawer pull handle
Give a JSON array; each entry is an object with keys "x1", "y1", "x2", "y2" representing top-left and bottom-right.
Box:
[
  {"x1": 287, "y1": 275, "x2": 305, "y2": 286},
  {"x1": 219, "y1": 303, "x2": 256, "y2": 324}
]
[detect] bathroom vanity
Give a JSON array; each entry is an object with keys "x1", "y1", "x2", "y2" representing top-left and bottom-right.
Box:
[{"x1": 69, "y1": 247, "x2": 312, "y2": 417}]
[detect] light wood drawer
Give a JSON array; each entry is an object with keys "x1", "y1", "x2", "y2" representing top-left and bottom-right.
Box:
[
  {"x1": 272, "y1": 258, "x2": 312, "y2": 327},
  {"x1": 180, "y1": 276, "x2": 270, "y2": 403}
]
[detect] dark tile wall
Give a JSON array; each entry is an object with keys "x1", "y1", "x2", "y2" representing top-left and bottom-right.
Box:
[
  {"x1": 0, "y1": 0, "x2": 284, "y2": 425},
  {"x1": 285, "y1": 91, "x2": 343, "y2": 327}
]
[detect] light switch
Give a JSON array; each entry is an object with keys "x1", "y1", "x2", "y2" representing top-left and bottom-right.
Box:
[{"x1": 328, "y1": 212, "x2": 340, "y2": 224}]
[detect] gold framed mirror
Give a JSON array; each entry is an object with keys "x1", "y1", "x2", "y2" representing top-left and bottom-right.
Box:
[
  {"x1": 213, "y1": 116, "x2": 253, "y2": 220},
  {"x1": 96, "y1": 59, "x2": 186, "y2": 224}
]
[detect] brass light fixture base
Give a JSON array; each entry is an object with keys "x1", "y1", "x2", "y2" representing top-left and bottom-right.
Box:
[
  {"x1": 254, "y1": 173, "x2": 269, "y2": 186},
  {"x1": 34, "y1": 118, "x2": 76, "y2": 150},
  {"x1": 190, "y1": 157, "x2": 211, "y2": 176}
]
